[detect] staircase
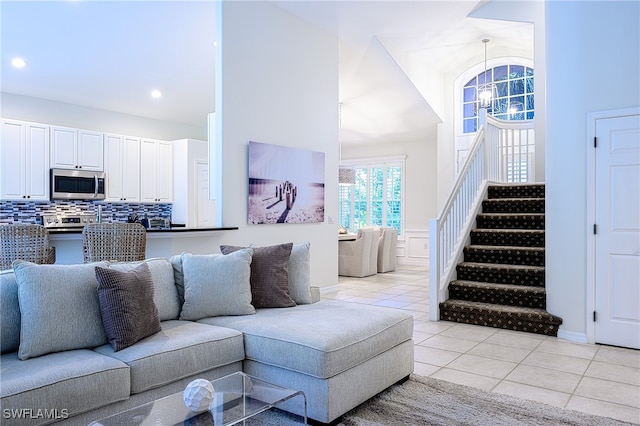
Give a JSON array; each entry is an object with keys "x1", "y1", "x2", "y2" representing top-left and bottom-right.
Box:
[{"x1": 439, "y1": 184, "x2": 563, "y2": 336}]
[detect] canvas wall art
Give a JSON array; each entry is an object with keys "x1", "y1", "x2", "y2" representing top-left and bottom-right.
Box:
[{"x1": 248, "y1": 141, "x2": 325, "y2": 224}]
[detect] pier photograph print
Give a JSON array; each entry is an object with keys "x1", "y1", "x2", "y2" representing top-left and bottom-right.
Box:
[{"x1": 248, "y1": 141, "x2": 325, "y2": 224}]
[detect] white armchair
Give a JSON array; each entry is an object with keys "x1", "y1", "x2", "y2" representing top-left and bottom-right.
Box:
[
  {"x1": 377, "y1": 227, "x2": 398, "y2": 273},
  {"x1": 338, "y1": 228, "x2": 380, "y2": 277}
]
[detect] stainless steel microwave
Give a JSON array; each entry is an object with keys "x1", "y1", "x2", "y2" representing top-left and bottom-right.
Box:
[{"x1": 50, "y1": 168, "x2": 106, "y2": 201}]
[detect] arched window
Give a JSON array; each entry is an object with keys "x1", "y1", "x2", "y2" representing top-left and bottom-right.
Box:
[{"x1": 462, "y1": 64, "x2": 534, "y2": 133}]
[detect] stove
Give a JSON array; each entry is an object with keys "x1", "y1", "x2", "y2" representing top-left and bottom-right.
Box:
[{"x1": 42, "y1": 213, "x2": 98, "y2": 229}]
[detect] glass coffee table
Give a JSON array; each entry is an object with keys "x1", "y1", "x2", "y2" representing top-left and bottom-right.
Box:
[{"x1": 90, "y1": 372, "x2": 307, "y2": 425}]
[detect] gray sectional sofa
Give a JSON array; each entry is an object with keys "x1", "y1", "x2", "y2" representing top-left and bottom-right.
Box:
[{"x1": 0, "y1": 243, "x2": 414, "y2": 425}]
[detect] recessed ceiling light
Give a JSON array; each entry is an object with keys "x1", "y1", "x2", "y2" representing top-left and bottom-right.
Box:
[
  {"x1": 11, "y1": 57, "x2": 26, "y2": 68},
  {"x1": 151, "y1": 90, "x2": 162, "y2": 99}
]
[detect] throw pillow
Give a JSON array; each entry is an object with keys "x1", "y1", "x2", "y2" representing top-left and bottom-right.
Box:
[
  {"x1": 108, "y1": 258, "x2": 180, "y2": 321},
  {"x1": 95, "y1": 263, "x2": 162, "y2": 351},
  {"x1": 12, "y1": 260, "x2": 109, "y2": 360},
  {"x1": 221, "y1": 243, "x2": 296, "y2": 309},
  {"x1": 288, "y1": 242, "x2": 313, "y2": 304},
  {"x1": 180, "y1": 249, "x2": 255, "y2": 320},
  {"x1": 169, "y1": 253, "x2": 185, "y2": 307},
  {"x1": 1, "y1": 270, "x2": 21, "y2": 354}
]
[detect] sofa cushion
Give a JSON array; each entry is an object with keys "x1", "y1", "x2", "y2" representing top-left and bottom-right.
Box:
[
  {"x1": 12, "y1": 260, "x2": 109, "y2": 360},
  {"x1": 0, "y1": 270, "x2": 20, "y2": 354},
  {"x1": 288, "y1": 242, "x2": 312, "y2": 304},
  {"x1": 94, "y1": 320, "x2": 245, "y2": 394},
  {"x1": 0, "y1": 349, "x2": 130, "y2": 421},
  {"x1": 180, "y1": 250, "x2": 255, "y2": 320},
  {"x1": 221, "y1": 243, "x2": 296, "y2": 308},
  {"x1": 169, "y1": 253, "x2": 185, "y2": 307},
  {"x1": 95, "y1": 263, "x2": 162, "y2": 351},
  {"x1": 108, "y1": 258, "x2": 181, "y2": 321},
  {"x1": 198, "y1": 300, "x2": 414, "y2": 379}
]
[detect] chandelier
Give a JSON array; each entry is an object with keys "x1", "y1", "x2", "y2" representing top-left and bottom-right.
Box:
[
  {"x1": 338, "y1": 102, "x2": 355, "y2": 185},
  {"x1": 477, "y1": 38, "x2": 497, "y2": 113}
]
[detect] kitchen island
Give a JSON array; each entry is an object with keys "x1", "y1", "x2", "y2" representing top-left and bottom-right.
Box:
[{"x1": 49, "y1": 226, "x2": 238, "y2": 264}]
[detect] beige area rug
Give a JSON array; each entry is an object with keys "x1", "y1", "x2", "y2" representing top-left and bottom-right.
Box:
[{"x1": 240, "y1": 374, "x2": 635, "y2": 426}]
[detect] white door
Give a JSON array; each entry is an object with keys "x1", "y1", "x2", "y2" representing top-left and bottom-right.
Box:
[
  {"x1": 594, "y1": 113, "x2": 640, "y2": 349},
  {"x1": 195, "y1": 161, "x2": 215, "y2": 227}
]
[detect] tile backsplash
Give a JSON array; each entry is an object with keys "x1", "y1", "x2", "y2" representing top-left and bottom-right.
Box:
[{"x1": 0, "y1": 201, "x2": 172, "y2": 224}]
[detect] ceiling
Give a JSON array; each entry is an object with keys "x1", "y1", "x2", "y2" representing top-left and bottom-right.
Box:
[{"x1": 0, "y1": 1, "x2": 533, "y2": 145}]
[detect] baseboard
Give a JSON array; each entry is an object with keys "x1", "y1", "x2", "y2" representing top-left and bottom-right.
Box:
[
  {"x1": 397, "y1": 258, "x2": 429, "y2": 267},
  {"x1": 556, "y1": 329, "x2": 588, "y2": 344},
  {"x1": 319, "y1": 284, "x2": 340, "y2": 294}
]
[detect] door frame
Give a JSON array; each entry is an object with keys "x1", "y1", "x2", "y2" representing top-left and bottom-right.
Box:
[{"x1": 586, "y1": 106, "x2": 640, "y2": 344}]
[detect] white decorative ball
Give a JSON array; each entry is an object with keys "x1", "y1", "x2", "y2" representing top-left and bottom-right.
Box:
[{"x1": 183, "y1": 379, "x2": 215, "y2": 412}]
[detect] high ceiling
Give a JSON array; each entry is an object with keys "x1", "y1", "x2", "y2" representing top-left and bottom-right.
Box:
[{"x1": 0, "y1": 1, "x2": 533, "y2": 145}]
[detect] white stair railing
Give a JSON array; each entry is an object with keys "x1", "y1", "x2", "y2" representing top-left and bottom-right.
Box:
[
  {"x1": 485, "y1": 115, "x2": 536, "y2": 183},
  {"x1": 429, "y1": 117, "x2": 534, "y2": 321}
]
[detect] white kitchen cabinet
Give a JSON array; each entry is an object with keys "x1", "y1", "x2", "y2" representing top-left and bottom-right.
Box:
[
  {"x1": 51, "y1": 125, "x2": 103, "y2": 171},
  {"x1": 104, "y1": 133, "x2": 140, "y2": 202},
  {"x1": 140, "y1": 138, "x2": 173, "y2": 203},
  {"x1": 0, "y1": 119, "x2": 50, "y2": 201}
]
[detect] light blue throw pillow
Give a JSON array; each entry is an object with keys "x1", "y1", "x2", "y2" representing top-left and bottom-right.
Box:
[
  {"x1": 0, "y1": 270, "x2": 20, "y2": 354},
  {"x1": 12, "y1": 260, "x2": 109, "y2": 360},
  {"x1": 288, "y1": 242, "x2": 312, "y2": 304},
  {"x1": 180, "y1": 249, "x2": 255, "y2": 320}
]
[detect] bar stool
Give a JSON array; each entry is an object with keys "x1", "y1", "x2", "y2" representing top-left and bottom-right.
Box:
[
  {"x1": 82, "y1": 223, "x2": 147, "y2": 263},
  {"x1": 0, "y1": 224, "x2": 56, "y2": 270}
]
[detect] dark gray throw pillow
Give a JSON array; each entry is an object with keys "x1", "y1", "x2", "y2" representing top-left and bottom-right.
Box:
[
  {"x1": 95, "y1": 262, "x2": 161, "y2": 351},
  {"x1": 220, "y1": 243, "x2": 296, "y2": 308}
]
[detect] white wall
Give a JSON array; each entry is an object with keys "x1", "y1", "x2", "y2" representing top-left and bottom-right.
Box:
[
  {"x1": 546, "y1": 1, "x2": 640, "y2": 339},
  {"x1": 213, "y1": 1, "x2": 340, "y2": 289},
  {"x1": 0, "y1": 92, "x2": 206, "y2": 141}
]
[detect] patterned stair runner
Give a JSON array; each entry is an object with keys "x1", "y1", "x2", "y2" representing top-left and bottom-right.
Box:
[{"x1": 440, "y1": 184, "x2": 563, "y2": 336}]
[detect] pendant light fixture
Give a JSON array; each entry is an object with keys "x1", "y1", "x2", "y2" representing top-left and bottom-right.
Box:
[
  {"x1": 338, "y1": 102, "x2": 355, "y2": 185},
  {"x1": 477, "y1": 38, "x2": 496, "y2": 112}
]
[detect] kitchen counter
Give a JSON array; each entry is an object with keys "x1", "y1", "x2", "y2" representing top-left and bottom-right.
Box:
[
  {"x1": 48, "y1": 226, "x2": 239, "y2": 264},
  {"x1": 48, "y1": 226, "x2": 238, "y2": 234}
]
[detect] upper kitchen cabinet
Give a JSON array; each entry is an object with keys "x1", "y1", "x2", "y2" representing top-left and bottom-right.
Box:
[
  {"x1": 50, "y1": 125, "x2": 104, "y2": 171},
  {"x1": 1, "y1": 119, "x2": 50, "y2": 201},
  {"x1": 140, "y1": 138, "x2": 173, "y2": 203},
  {"x1": 104, "y1": 133, "x2": 140, "y2": 202}
]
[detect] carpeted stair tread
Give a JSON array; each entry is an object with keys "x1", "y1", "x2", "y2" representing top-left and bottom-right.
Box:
[
  {"x1": 476, "y1": 213, "x2": 545, "y2": 230},
  {"x1": 482, "y1": 198, "x2": 544, "y2": 213},
  {"x1": 457, "y1": 262, "x2": 545, "y2": 286},
  {"x1": 470, "y1": 229, "x2": 545, "y2": 247},
  {"x1": 488, "y1": 184, "x2": 545, "y2": 199},
  {"x1": 448, "y1": 280, "x2": 546, "y2": 309},
  {"x1": 439, "y1": 299, "x2": 562, "y2": 336},
  {"x1": 464, "y1": 245, "x2": 545, "y2": 266},
  {"x1": 440, "y1": 183, "x2": 561, "y2": 336}
]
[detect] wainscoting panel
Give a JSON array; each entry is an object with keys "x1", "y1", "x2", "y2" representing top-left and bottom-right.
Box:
[{"x1": 398, "y1": 229, "x2": 429, "y2": 267}]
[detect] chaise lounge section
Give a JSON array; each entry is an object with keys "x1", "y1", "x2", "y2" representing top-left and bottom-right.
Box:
[{"x1": 1, "y1": 243, "x2": 414, "y2": 425}]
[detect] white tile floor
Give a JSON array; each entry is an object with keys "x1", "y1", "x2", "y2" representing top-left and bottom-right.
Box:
[{"x1": 325, "y1": 264, "x2": 640, "y2": 424}]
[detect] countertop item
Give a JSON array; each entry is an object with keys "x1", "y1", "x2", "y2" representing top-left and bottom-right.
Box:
[{"x1": 47, "y1": 226, "x2": 238, "y2": 234}]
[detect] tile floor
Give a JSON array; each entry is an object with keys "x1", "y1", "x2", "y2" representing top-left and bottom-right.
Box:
[{"x1": 325, "y1": 264, "x2": 640, "y2": 424}]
